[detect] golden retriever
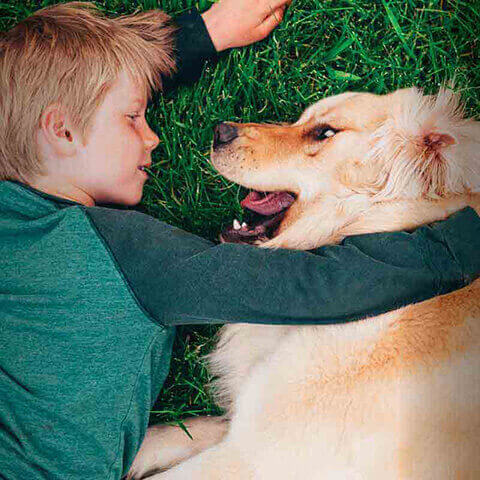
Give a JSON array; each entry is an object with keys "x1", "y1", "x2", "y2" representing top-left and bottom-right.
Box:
[{"x1": 128, "y1": 86, "x2": 480, "y2": 479}]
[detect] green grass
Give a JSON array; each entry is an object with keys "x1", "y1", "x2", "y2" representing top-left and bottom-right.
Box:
[{"x1": 2, "y1": 0, "x2": 479, "y2": 426}]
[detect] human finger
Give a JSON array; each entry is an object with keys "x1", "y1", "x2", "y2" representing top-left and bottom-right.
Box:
[
  {"x1": 267, "y1": 0, "x2": 293, "y2": 11},
  {"x1": 256, "y1": 6, "x2": 285, "y2": 38}
]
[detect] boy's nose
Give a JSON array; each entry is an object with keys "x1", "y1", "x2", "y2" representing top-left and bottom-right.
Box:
[
  {"x1": 213, "y1": 123, "x2": 238, "y2": 148},
  {"x1": 145, "y1": 130, "x2": 160, "y2": 151}
]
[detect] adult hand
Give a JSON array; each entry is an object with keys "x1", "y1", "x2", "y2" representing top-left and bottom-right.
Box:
[{"x1": 201, "y1": 0, "x2": 292, "y2": 52}]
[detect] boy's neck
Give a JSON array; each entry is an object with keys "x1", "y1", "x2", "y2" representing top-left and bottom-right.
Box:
[{"x1": 26, "y1": 177, "x2": 95, "y2": 207}]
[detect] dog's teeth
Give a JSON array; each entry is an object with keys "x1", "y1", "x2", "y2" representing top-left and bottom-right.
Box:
[
  {"x1": 233, "y1": 219, "x2": 241, "y2": 230},
  {"x1": 241, "y1": 222, "x2": 248, "y2": 228}
]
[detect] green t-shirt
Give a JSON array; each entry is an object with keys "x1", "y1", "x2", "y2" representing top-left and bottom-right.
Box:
[
  {"x1": 0, "y1": 181, "x2": 176, "y2": 479},
  {"x1": 1, "y1": 180, "x2": 479, "y2": 479}
]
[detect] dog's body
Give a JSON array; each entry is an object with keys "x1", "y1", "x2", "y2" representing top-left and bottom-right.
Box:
[{"x1": 129, "y1": 87, "x2": 480, "y2": 479}]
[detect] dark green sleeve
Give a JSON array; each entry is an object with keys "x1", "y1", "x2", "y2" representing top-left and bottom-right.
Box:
[
  {"x1": 163, "y1": 9, "x2": 218, "y2": 91},
  {"x1": 84, "y1": 207, "x2": 480, "y2": 327}
]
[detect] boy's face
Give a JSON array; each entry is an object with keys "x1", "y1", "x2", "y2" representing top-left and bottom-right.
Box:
[{"x1": 74, "y1": 70, "x2": 159, "y2": 205}]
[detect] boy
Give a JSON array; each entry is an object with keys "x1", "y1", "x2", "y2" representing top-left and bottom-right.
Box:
[{"x1": 0, "y1": 2, "x2": 478, "y2": 479}]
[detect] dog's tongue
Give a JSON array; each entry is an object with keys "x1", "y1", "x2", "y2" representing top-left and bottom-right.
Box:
[
  {"x1": 241, "y1": 191, "x2": 295, "y2": 215},
  {"x1": 220, "y1": 190, "x2": 295, "y2": 245}
]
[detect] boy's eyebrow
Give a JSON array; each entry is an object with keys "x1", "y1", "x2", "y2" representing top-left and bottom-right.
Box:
[{"x1": 128, "y1": 95, "x2": 148, "y2": 106}]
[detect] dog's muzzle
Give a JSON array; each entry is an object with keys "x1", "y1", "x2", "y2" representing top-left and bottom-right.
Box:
[{"x1": 213, "y1": 123, "x2": 238, "y2": 148}]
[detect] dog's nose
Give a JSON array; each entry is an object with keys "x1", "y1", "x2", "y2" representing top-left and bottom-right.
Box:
[{"x1": 213, "y1": 123, "x2": 238, "y2": 148}]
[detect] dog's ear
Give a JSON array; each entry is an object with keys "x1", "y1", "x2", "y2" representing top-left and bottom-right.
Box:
[
  {"x1": 423, "y1": 132, "x2": 456, "y2": 150},
  {"x1": 346, "y1": 86, "x2": 480, "y2": 200}
]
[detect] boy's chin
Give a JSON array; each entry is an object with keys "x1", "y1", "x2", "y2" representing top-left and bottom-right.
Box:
[
  {"x1": 123, "y1": 191, "x2": 143, "y2": 206},
  {"x1": 98, "y1": 186, "x2": 143, "y2": 207},
  {"x1": 119, "y1": 192, "x2": 143, "y2": 207}
]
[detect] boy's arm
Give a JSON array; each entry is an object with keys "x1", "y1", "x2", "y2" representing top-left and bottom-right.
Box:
[
  {"x1": 164, "y1": 0, "x2": 291, "y2": 89},
  {"x1": 162, "y1": 9, "x2": 217, "y2": 90},
  {"x1": 84, "y1": 207, "x2": 480, "y2": 327}
]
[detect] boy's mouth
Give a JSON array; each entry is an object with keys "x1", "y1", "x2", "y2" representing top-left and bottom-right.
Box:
[
  {"x1": 138, "y1": 163, "x2": 151, "y2": 176},
  {"x1": 220, "y1": 190, "x2": 296, "y2": 244}
]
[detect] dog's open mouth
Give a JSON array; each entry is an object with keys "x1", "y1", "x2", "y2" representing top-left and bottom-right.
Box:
[{"x1": 220, "y1": 191, "x2": 296, "y2": 244}]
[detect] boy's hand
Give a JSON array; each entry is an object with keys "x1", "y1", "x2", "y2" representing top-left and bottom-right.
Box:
[{"x1": 201, "y1": 0, "x2": 292, "y2": 52}]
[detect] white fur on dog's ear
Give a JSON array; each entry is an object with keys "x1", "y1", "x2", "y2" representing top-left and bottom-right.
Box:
[{"x1": 345, "y1": 85, "x2": 480, "y2": 200}]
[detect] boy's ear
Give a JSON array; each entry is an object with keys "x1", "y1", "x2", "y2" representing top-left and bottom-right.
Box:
[{"x1": 39, "y1": 104, "x2": 77, "y2": 157}]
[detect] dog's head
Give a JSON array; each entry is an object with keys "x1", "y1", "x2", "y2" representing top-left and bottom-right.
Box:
[{"x1": 211, "y1": 87, "x2": 480, "y2": 249}]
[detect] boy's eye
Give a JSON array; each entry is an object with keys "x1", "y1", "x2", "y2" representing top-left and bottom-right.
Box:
[{"x1": 127, "y1": 114, "x2": 140, "y2": 121}]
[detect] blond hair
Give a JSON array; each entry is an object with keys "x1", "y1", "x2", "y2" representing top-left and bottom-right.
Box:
[{"x1": 0, "y1": 1, "x2": 175, "y2": 182}]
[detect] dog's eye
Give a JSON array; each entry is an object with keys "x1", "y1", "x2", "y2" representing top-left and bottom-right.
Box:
[{"x1": 312, "y1": 126, "x2": 337, "y2": 141}]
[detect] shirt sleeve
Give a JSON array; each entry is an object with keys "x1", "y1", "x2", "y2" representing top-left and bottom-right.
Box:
[
  {"x1": 163, "y1": 8, "x2": 218, "y2": 91},
  {"x1": 84, "y1": 206, "x2": 480, "y2": 327}
]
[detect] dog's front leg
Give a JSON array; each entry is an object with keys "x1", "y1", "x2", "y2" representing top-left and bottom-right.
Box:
[
  {"x1": 126, "y1": 416, "x2": 228, "y2": 479},
  {"x1": 145, "y1": 440, "x2": 254, "y2": 480}
]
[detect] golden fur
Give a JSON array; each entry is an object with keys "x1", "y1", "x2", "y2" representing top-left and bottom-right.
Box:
[{"x1": 128, "y1": 86, "x2": 480, "y2": 479}]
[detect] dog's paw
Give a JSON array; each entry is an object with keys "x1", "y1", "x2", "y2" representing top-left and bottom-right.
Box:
[
  {"x1": 126, "y1": 424, "x2": 189, "y2": 479},
  {"x1": 127, "y1": 417, "x2": 228, "y2": 479}
]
